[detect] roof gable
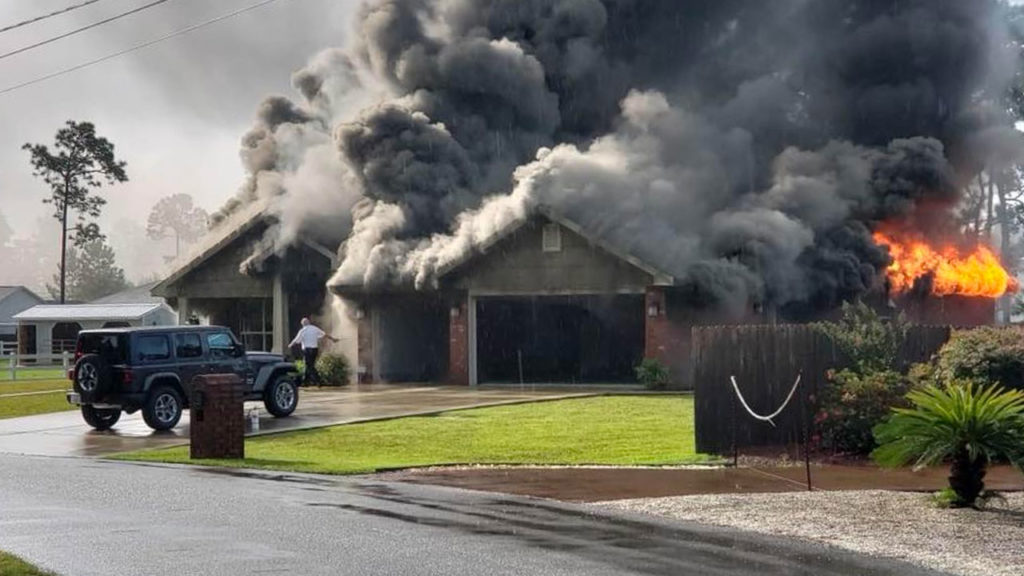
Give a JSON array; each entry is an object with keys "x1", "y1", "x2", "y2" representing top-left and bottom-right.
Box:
[
  {"x1": 438, "y1": 205, "x2": 674, "y2": 286},
  {"x1": 152, "y1": 201, "x2": 269, "y2": 297}
]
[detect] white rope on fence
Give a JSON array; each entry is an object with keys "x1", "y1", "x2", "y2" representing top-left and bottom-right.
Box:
[{"x1": 729, "y1": 373, "x2": 802, "y2": 428}]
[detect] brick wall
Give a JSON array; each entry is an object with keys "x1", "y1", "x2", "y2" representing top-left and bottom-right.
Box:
[
  {"x1": 644, "y1": 286, "x2": 689, "y2": 388},
  {"x1": 449, "y1": 300, "x2": 469, "y2": 385},
  {"x1": 190, "y1": 374, "x2": 245, "y2": 460}
]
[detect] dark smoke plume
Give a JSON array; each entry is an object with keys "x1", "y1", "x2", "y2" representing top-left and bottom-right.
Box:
[{"x1": 213, "y1": 0, "x2": 1024, "y2": 314}]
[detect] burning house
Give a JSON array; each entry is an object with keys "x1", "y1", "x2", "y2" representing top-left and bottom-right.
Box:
[{"x1": 158, "y1": 0, "x2": 1024, "y2": 385}]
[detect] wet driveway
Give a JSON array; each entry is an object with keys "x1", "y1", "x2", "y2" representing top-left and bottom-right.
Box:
[
  {"x1": 0, "y1": 454, "x2": 944, "y2": 576},
  {"x1": 0, "y1": 385, "x2": 588, "y2": 457}
]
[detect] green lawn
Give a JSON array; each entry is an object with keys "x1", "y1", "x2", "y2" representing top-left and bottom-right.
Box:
[
  {"x1": 117, "y1": 396, "x2": 708, "y2": 474},
  {"x1": 0, "y1": 552, "x2": 56, "y2": 576},
  {"x1": 0, "y1": 379, "x2": 69, "y2": 395},
  {"x1": 0, "y1": 367, "x2": 65, "y2": 382},
  {"x1": 0, "y1": 379, "x2": 74, "y2": 420}
]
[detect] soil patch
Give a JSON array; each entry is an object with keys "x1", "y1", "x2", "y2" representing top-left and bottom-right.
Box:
[{"x1": 385, "y1": 464, "x2": 1024, "y2": 502}]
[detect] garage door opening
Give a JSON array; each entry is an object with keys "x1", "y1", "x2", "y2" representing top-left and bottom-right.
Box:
[
  {"x1": 476, "y1": 295, "x2": 644, "y2": 384},
  {"x1": 378, "y1": 297, "x2": 448, "y2": 382}
]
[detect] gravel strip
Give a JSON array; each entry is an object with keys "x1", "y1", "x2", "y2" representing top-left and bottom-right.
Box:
[{"x1": 600, "y1": 490, "x2": 1024, "y2": 576}]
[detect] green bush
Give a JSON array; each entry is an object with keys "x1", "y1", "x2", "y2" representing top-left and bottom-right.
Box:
[
  {"x1": 873, "y1": 382, "x2": 1024, "y2": 507},
  {"x1": 907, "y1": 362, "x2": 941, "y2": 389},
  {"x1": 635, "y1": 358, "x2": 670, "y2": 390},
  {"x1": 815, "y1": 369, "x2": 915, "y2": 455},
  {"x1": 315, "y1": 353, "x2": 351, "y2": 387},
  {"x1": 936, "y1": 327, "x2": 1024, "y2": 391},
  {"x1": 817, "y1": 301, "x2": 909, "y2": 374}
]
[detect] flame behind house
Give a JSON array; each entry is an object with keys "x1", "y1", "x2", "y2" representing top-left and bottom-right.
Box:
[
  {"x1": 874, "y1": 230, "x2": 1019, "y2": 298},
  {"x1": 212, "y1": 0, "x2": 1024, "y2": 317}
]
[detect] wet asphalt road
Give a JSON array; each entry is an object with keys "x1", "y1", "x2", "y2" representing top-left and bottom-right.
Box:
[{"x1": 0, "y1": 455, "x2": 946, "y2": 576}]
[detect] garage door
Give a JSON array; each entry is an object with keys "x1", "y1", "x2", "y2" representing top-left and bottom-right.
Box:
[{"x1": 476, "y1": 295, "x2": 644, "y2": 384}]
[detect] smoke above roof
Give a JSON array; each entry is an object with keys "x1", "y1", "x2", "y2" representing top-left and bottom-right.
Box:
[{"x1": 216, "y1": 0, "x2": 1024, "y2": 314}]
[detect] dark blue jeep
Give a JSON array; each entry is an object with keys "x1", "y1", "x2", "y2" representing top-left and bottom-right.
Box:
[{"x1": 67, "y1": 326, "x2": 299, "y2": 431}]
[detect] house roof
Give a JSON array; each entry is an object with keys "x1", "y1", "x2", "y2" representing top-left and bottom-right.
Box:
[
  {"x1": 13, "y1": 303, "x2": 165, "y2": 322},
  {"x1": 0, "y1": 285, "x2": 43, "y2": 304},
  {"x1": 435, "y1": 205, "x2": 675, "y2": 285},
  {"x1": 151, "y1": 201, "x2": 269, "y2": 297},
  {"x1": 92, "y1": 282, "x2": 163, "y2": 305}
]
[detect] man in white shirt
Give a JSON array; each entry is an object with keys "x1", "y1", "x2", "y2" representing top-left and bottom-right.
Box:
[{"x1": 289, "y1": 317, "x2": 338, "y2": 386}]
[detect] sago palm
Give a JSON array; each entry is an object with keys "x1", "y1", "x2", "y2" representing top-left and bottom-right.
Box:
[{"x1": 872, "y1": 382, "x2": 1024, "y2": 507}]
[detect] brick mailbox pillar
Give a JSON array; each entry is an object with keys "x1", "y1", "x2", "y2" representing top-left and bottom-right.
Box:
[{"x1": 190, "y1": 374, "x2": 245, "y2": 460}]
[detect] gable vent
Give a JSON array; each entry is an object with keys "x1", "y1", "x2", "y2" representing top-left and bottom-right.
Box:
[{"x1": 542, "y1": 223, "x2": 562, "y2": 252}]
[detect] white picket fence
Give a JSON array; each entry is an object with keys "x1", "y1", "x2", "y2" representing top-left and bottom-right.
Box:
[{"x1": 3, "y1": 352, "x2": 71, "y2": 381}]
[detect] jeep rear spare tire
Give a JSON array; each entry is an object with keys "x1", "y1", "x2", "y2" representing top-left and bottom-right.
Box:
[
  {"x1": 81, "y1": 405, "x2": 121, "y2": 431},
  {"x1": 73, "y1": 354, "x2": 111, "y2": 403},
  {"x1": 264, "y1": 376, "x2": 298, "y2": 417},
  {"x1": 143, "y1": 385, "x2": 183, "y2": 431}
]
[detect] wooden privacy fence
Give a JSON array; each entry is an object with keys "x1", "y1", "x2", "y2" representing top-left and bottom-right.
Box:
[{"x1": 693, "y1": 324, "x2": 952, "y2": 454}]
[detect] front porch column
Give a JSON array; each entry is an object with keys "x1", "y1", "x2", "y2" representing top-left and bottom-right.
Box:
[
  {"x1": 448, "y1": 296, "x2": 470, "y2": 386},
  {"x1": 177, "y1": 297, "x2": 190, "y2": 326},
  {"x1": 272, "y1": 274, "x2": 289, "y2": 354},
  {"x1": 357, "y1": 303, "x2": 376, "y2": 383}
]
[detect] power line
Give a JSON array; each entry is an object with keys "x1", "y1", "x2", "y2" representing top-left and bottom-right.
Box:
[
  {"x1": 0, "y1": 0, "x2": 179, "y2": 62},
  {"x1": 0, "y1": 0, "x2": 110, "y2": 35},
  {"x1": 0, "y1": 0, "x2": 286, "y2": 97}
]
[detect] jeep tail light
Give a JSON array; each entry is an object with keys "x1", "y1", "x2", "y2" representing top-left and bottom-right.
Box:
[
  {"x1": 67, "y1": 369, "x2": 75, "y2": 381},
  {"x1": 74, "y1": 339, "x2": 83, "y2": 362},
  {"x1": 122, "y1": 370, "x2": 134, "y2": 388}
]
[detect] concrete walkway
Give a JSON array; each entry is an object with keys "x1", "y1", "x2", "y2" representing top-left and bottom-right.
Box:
[{"x1": 0, "y1": 385, "x2": 590, "y2": 457}]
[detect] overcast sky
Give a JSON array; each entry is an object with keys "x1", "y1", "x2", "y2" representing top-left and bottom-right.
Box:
[{"x1": 0, "y1": 0, "x2": 354, "y2": 243}]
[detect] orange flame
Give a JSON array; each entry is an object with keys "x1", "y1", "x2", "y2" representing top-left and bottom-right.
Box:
[{"x1": 873, "y1": 231, "x2": 1019, "y2": 298}]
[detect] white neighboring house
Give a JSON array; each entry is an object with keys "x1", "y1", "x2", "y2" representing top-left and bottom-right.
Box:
[
  {"x1": 0, "y1": 286, "x2": 45, "y2": 354},
  {"x1": 13, "y1": 283, "x2": 176, "y2": 357}
]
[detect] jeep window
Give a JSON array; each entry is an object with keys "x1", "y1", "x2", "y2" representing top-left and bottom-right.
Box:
[
  {"x1": 79, "y1": 333, "x2": 128, "y2": 364},
  {"x1": 206, "y1": 332, "x2": 236, "y2": 359},
  {"x1": 175, "y1": 333, "x2": 204, "y2": 359},
  {"x1": 136, "y1": 335, "x2": 171, "y2": 362}
]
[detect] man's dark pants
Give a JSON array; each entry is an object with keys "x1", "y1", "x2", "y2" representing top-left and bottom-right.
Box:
[{"x1": 302, "y1": 347, "x2": 320, "y2": 386}]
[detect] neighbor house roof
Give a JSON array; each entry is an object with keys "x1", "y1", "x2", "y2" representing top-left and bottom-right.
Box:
[
  {"x1": 151, "y1": 200, "x2": 270, "y2": 297},
  {"x1": 13, "y1": 303, "x2": 164, "y2": 322},
  {"x1": 0, "y1": 285, "x2": 43, "y2": 304},
  {"x1": 435, "y1": 205, "x2": 676, "y2": 285}
]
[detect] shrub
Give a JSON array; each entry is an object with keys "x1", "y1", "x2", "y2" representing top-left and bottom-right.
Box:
[
  {"x1": 907, "y1": 362, "x2": 941, "y2": 389},
  {"x1": 817, "y1": 301, "x2": 909, "y2": 375},
  {"x1": 815, "y1": 369, "x2": 915, "y2": 455},
  {"x1": 936, "y1": 327, "x2": 1024, "y2": 391},
  {"x1": 315, "y1": 353, "x2": 351, "y2": 387},
  {"x1": 873, "y1": 382, "x2": 1024, "y2": 507},
  {"x1": 635, "y1": 358, "x2": 670, "y2": 390}
]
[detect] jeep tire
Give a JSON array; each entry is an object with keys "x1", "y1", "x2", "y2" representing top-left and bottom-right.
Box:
[
  {"x1": 142, "y1": 385, "x2": 183, "y2": 431},
  {"x1": 73, "y1": 354, "x2": 111, "y2": 403},
  {"x1": 264, "y1": 376, "x2": 298, "y2": 417},
  {"x1": 81, "y1": 405, "x2": 121, "y2": 430}
]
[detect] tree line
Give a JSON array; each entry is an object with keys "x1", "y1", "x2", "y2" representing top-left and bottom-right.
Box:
[{"x1": 3, "y1": 121, "x2": 208, "y2": 302}]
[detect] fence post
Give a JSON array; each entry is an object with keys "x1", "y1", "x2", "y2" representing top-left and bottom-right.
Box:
[
  {"x1": 9, "y1": 354, "x2": 15, "y2": 381},
  {"x1": 62, "y1": 351, "x2": 70, "y2": 371}
]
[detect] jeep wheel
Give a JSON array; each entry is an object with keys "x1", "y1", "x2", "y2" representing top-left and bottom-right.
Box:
[
  {"x1": 143, "y1": 385, "x2": 183, "y2": 431},
  {"x1": 264, "y1": 376, "x2": 298, "y2": 417},
  {"x1": 81, "y1": 405, "x2": 121, "y2": 431},
  {"x1": 73, "y1": 355, "x2": 111, "y2": 403}
]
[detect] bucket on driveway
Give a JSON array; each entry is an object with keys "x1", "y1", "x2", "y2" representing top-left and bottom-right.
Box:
[{"x1": 190, "y1": 374, "x2": 245, "y2": 460}]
